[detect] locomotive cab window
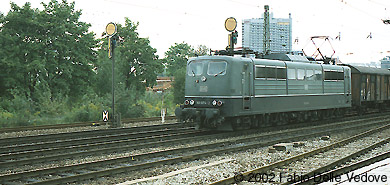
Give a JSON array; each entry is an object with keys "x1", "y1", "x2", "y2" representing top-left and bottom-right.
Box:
[
  {"x1": 255, "y1": 66, "x2": 274, "y2": 79},
  {"x1": 276, "y1": 67, "x2": 287, "y2": 79},
  {"x1": 324, "y1": 70, "x2": 344, "y2": 81},
  {"x1": 255, "y1": 65, "x2": 286, "y2": 80},
  {"x1": 207, "y1": 61, "x2": 227, "y2": 76},
  {"x1": 188, "y1": 61, "x2": 204, "y2": 76}
]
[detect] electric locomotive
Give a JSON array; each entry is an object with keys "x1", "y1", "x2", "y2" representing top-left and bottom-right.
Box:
[{"x1": 175, "y1": 53, "x2": 352, "y2": 130}]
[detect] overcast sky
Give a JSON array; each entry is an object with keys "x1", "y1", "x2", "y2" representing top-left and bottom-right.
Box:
[{"x1": 1, "y1": 0, "x2": 389, "y2": 63}]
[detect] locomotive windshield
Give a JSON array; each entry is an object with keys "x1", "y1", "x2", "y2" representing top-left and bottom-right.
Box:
[
  {"x1": 188, "y1": 61, "x2": 203, "y2": 76},
  {"x1": 207, "y1": 61, "x2": 227, "y2": 76}
]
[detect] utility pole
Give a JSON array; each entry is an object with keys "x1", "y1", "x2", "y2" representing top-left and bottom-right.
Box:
[{"x1": 263, "y1": 5, "x2": 271, "y2": 55}]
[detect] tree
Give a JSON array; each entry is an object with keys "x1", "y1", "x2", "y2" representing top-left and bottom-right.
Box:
[
  {"x1": 163, "y1": 42, "x2": 195, "y2": 76},
  {"x1": 94, "y1": 18, "x2": 163, "y2": 118},
  {"x1": 95, "y1": 18, "x2": 163, "y2": 94},
  {"x1": 195, "y1": 45, "x2": 210, "y2": 56},
  {"x1": 163, "y1": 43, "x2": 210, "y2": 104},
  {"x1": 0, "y1": 0, "x2": 97, "y2": 101},
  {"x1": 115, "y1": 19, "x2": 163, "y2": 92},
  {"x1": 40, "y1": 0, "x2": 97, "y2": 99},
  {"x1": 172, "y1": 68, "x2": 186, "y2": 104},
  {"x1": 0, "y1": 2, "x2": 44, "y2": 98}
]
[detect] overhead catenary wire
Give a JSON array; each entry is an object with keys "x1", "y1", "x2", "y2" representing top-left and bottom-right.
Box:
[{"x1": 339, "y1": 0, "x2": 390, "y2": 24}]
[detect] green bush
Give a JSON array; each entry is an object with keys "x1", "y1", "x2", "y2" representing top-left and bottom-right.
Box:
[
  {"x1": 0, "y1": 82, "x2": 179, "y2": 128},
  {"x1": 139, "y1": 90, "x2": 176, "y2": 117},
  {"x1": 0, "y1": 109, "x2": 32, "y2": 128},
  {"x1": 64, "y1": 95, "x2": 108, "y2": 123},
  {"x1": 172, "y1": 68, "x2": 186, "y2": 105},
  {"x1": 0, "y1": 92, "x2": 34, "y2": 127}
]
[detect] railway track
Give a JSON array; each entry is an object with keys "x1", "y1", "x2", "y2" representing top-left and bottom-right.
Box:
[
  {"x1": 0, "y1": 128, "x2": 205, "y2": 169},
  {"x1": 211, "y1": 122, "x2": 390, "y2": 184},
  {"x1": 1, "y1": 115, "x2": 388, "y2": 184},
  {"x1": 2, "y1": 113, "x2": 375, "y2": 164},
  {"x1": 0, "y1": 116, "x2": 176, "y2": 134},
  {"x1": 0, "y1": 123, "x2": 203, "y2": 171},
  {"x1": 0, "y1": 121, "x2": 187, "y2": 148},
  {"x1": 0, "y1": 119, "x2": 319, "y2": 174}
]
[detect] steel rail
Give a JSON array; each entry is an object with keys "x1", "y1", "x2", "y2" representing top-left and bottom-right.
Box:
[
  {"x1": 0, "y1": 126, "x2": 194, "y2": 155},
  {"x1": 0, "y1": 130, "x2": 208, "y2": 169},
  {"x1": 0, "y1": 121, "x2": 186, "y2": 148},
  {"x1": 0, "y1": 116, "x2": 176, "y2": 133}
]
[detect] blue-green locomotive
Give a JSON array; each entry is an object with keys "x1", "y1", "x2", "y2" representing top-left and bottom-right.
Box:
[{"x1": 175, "y1": 53, "x2": 390, "y2": 130}]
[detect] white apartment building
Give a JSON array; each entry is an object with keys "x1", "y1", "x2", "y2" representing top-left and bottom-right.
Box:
[{"x1": 242, "y1": 13, "x2": 292, "y2": 53}]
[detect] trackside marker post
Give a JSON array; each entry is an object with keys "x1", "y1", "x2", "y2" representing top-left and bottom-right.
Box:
[{"x1": 102, "y1": 110, "x2": 108, "y2": 122}]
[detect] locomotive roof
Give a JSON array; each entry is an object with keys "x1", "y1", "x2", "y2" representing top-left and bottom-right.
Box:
[
  {"x1": 344, "y1": 64, "x2": 390, "y2": 75},
  {"x1": 191, "y1": 54, "x2": 310, "y2": 63},
  {"x1": 188, "y1": 55, "x2": 252, "y2": 63},
  {"x1": 261, "y1": 53, "x2": 312, "y2": 63}
]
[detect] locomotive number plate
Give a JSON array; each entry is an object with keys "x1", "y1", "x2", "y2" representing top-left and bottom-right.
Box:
[
  {"x1": 200, "y1": 86, "x2": 208, "y2": 92},
  {"x1": 197, "y1": 101, "x2": 207, "y2": 105}
]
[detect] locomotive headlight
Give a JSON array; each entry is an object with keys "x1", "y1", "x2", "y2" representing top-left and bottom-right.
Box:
[
  {"x1": 184, "y1": 100, "x2": 190, "y2": 105},
  {"x1": 201, "y1": 76, "x2": 207, "y2": 82},
  {"x1": 217, "y1": 100, "x2": 223, "y2": 106},
  {"x1": 189, "y1": 99, "x2": 195, "y2": 105},
  {"x1": 212, "y1": 100, "x2": 217, "y2": 106}
]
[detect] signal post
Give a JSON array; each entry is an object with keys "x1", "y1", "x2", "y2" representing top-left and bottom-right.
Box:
[
  {"x1": 225, "y1": 17, "x2": 238, "y2": 56},
  {"x1": 105, "y1": 22, "x2": 121, "y2": 127}
]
